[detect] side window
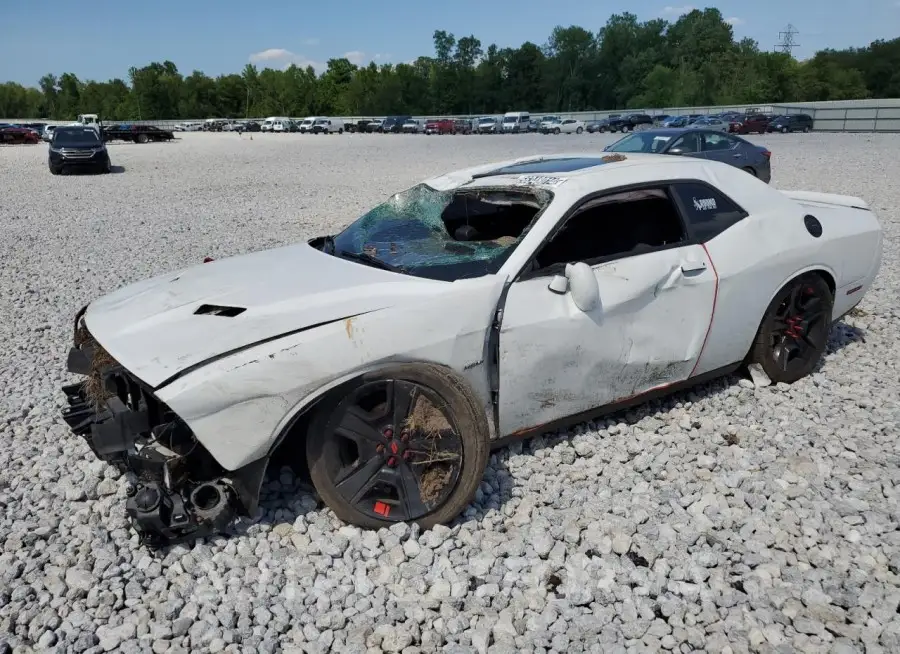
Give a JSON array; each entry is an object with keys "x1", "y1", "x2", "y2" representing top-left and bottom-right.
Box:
[
  {"x1": 670, "y1": 132, "x2": 700, "y2": 153},
  {"x1": 671, "y1": 182, "x2": 747, "y2": 242},
  {"x1": 701, "y1": 132, "x2": 735, "y2": 151},
  {"x1": 533, "y1": 188, "x2": 687, "y2": 271}
]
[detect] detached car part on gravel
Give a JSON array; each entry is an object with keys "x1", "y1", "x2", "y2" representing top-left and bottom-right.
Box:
[{"x1": 60, "y1": 152, "x2": 883, "y2": 546}]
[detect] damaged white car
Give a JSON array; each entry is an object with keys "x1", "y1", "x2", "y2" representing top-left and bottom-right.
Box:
[{"x1": 60, "y1": 152, "x2": 883, "y2": 546}]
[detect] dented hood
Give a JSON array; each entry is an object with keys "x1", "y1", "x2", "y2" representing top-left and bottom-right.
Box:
[{"x1": 83, "y1": 243, "x2": 441, "y2": 388}]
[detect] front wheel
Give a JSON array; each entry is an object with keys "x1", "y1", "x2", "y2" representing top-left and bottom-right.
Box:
[
  {"x1": 136, "y1": 133, "x2": 149, "y2": 144},
  {"x1": 782, "y1": 126, "x2": 789, "y2": 134},
  {"x1": 339, "y1": 129, "x2": 344, "y2": 134},
  {"x1": 49, "y1": 163, "x2": 61, "y2": 175},
  {"x1": 307, "y1": 365, "x2": 489, "y2": 530},
  {"x1": 747, "y1": 274, "x2": 833, "y2": 384},
  {"x1": 553, "y1": 127, "x2": 561, "y2": 135}
]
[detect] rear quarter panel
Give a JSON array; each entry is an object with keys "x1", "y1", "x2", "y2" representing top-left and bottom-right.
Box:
[{"x1": 690, "y1": 168, "x2": 881, "y2": 376}]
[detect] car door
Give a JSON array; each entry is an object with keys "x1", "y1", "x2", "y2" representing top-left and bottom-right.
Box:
[
  {"x1": 496, "y1": 185, "x2": 717, "y2": 437},
  {"x1": 698, "y1": 132, "x2": 744, "y2": 167},
  {"x1": 666, "y1": 131, "x2": 703, "y2": 159}
]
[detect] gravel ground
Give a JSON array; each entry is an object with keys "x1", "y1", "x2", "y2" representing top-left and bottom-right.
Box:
[{"x1": 1, "y1": 131, "x2": 899, "y2": 654}]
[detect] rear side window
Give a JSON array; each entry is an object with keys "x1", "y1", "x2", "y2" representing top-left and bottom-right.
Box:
[{"x1": 671, "y1": 182, "x2": 748, "y2": 242}]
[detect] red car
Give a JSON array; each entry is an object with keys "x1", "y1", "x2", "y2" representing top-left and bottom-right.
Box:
[
  {"x1": 729, "y1": 113, "x2": 773, "y2": 135},
  {"x1": 0, "y1": 126, "x2": 40, "y2": 144},
  {"x1": 424, "y1": 118, "x2": 455, "y2": 135}
]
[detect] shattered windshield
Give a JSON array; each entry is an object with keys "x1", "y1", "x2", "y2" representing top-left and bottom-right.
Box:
[{"x1": 322, "y1": 183, "x2": 550, "y2": 281}]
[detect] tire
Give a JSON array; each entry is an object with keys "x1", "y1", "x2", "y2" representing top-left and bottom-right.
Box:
[
  {"x1": 747, "y1": 273, "x2": 833, "y2": 384},
  {"x1": 553, "y1": 127, "x2": 561, "y2": 135},
  {"x1": 339, "y1": 129, "x2": 344, "y2": 134},
  {"x1": 102, "y1": 159, "x2": 111, "y2": 174},
  {"x1": 49, "y1": 163, "x2": 61, "y2": 175},
  {"x1": 743, "y1": 166, "x2": 757, "y2": 177},
  {"x1": 803, "y1": 126, "x2": 810, "y2": 133},
  {"x1": 599, "y1": 126, "x2": 608, "y2": 133},
  {"x1": 576, "y1": 126, "x2": 583, "y2": 134},
  {"x1": 782, "y1": 126, "x2": 789, "y2": 134},
  {"x1": 136, "y1": 133, "x2": 149, "y2": 144},
  {"x1": 307, "y1": 364, "x2": 489, "y2": 530}
]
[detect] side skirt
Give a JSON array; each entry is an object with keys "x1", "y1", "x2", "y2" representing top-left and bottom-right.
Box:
[{"x1": 489, "y1": 362, "x2": 741, "y2": 451}]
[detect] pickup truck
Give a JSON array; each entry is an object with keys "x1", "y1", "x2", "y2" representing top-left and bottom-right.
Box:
[{"x1": 607, "y1": 113, "x2": 653, "y2": 133}]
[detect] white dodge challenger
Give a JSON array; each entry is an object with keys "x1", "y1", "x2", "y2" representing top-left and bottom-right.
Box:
[{"x1": 60, "y1": 152, "x2": 883, "y2": 545}]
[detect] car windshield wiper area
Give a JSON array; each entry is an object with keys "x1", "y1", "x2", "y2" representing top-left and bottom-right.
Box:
[{"x1": 338, "y1": 249, "x2": 406, "y2": 274}]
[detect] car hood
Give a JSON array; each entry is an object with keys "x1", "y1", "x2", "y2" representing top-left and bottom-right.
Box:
[{"x1": 83, "y1": 243, "x2": 442, "y2": 388}]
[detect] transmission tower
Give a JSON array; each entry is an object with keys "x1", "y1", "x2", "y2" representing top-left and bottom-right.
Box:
[{"x1": 775, "y1": 24, "x2": 800, "y2": 55}]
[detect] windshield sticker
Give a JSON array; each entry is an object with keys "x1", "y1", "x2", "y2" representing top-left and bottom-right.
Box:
[
  {"x1": 693, "y1": 197, "x2": 718, "y2": 211},
  {"x1": 516, "y1": 174, "x2": 567, "y2": 187}
]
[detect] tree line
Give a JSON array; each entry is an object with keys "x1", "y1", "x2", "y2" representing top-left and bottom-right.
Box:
[{"x1": 1, "y1": 9, "x2": 897, "y2": 121}]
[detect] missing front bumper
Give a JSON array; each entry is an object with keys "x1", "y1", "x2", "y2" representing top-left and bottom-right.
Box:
[{"x1": 61, "y1": 359, "x2": 238, "y2": 547}]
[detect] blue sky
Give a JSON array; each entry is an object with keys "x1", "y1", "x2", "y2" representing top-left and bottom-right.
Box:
[{"x1": 1, "y1": 1, "x2": 898, "y2": 86}]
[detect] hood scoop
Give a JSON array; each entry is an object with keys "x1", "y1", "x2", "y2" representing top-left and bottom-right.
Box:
[{"x1": 194, "y1": 304, "x2": 246, "y2": 317}]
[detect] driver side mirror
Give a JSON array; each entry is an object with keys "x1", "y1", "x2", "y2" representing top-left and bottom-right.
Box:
[
  {"x1": 668, "y1": 147, "x2": 684, "y2": 155},
  {"x1": 547, "y1": 262, "x2": 600, "y2": 312}
]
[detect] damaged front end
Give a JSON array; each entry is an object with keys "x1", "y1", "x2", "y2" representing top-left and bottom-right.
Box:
[{"x1": 60, "y1": 306, "x2": 246, "y2": 547}]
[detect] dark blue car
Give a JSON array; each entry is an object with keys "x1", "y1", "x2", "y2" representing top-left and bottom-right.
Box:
[{"x1": 603, "y1": 128, "x2": 772, "y2": 183}]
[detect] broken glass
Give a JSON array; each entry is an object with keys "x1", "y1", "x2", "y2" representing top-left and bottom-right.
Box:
[{"x1": 329, "y1": 184, "x2": 549, "y2": 281}]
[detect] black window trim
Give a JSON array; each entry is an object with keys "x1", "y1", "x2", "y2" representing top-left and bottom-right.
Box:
[{"x1": 514, "y1": 178, "x2": 749, "y2": 282}]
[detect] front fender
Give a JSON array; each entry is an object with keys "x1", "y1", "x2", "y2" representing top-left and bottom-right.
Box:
[{"x1": 156, "y1": 276, "x2": 504, "y2": 471}]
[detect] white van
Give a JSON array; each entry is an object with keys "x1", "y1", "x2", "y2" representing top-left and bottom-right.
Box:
[
  {"x1": 261, "y1": 116, "x2": 289, "y2": 132},
  {"x1": 271, "y1": 118, "x2": 293, "y2": 133},
  {"x1": 298, "y1": 116, "x2": 318, "y2": 133},
  {"x1": 502, "y1": 111, "x2": 530, "y2": 133},
  {"x1": 311, "y1": 118, "x2": 345, "y2": 134}
]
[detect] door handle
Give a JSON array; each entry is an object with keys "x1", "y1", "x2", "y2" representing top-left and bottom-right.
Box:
[
  {"x1": 681, "y1": 259, "x2": 707, "y2": 273},
  {"x1": 732, "y1": 153, "x2": 743, "y2": 158}
]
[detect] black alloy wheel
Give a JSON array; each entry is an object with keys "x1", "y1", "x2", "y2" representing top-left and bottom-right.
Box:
[
  {"x1": 749, "y1": 274, "x2": 833, "y2": 383},
  {"x1": 307, "y1": 366, "x2": 488, "y2": 529}
]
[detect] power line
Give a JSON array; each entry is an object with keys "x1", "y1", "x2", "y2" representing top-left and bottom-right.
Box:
[{"x1": 775, "y1": 24, "x2": 800, "y2": 56}]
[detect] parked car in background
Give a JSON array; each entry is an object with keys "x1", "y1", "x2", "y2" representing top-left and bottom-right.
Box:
[
  {"x1": 543, "y1": 118, "x2": 585, "y2": 135},
  {"x1": 312, "y1": 118, "x2": 345, "y2": 134},
  {"x1": 174, "y1": 122, "x2": 203, "y2": 132},
  {"x1": 588, "y1": 117, "x2": 616, "y2": 133},
  {"x1": 42, "y1": 125, "x2": 57, "y2": 141},
  {"x1": 48, "y1": 126, "x2": 111, "y2": 174},
  {"x1": 453, "y1": 119, "x2": 473, "y2": 135},
  {"x1": 729, "y1": 113, "x2": 773, "y2": 134},
  {"x1": 298, "y1": 117, "x2": 318, "y2": 133},
  {"x1": 366, "y1": 119, "x2": 385, "y2": 133},
  {"x1": 477, "y1": 117, "x2": 500, "y2": 134},
  {"x1": 271, "y1": 119, "x2": 294, "y2": 133},
  {"x1": 608, "y1": 113, "x2": 653, "y2": 133},
  {"x1": 652, "y1": 115, "x2": 670, "y2": 124},
  {"x1": 243, "y1": 121, "x2": 262, "y2": 132},
  {"x1": 767, "y1": 114, "x2": 814, "y2": 133},
  {"x1": 1, "y1": 126, "x2": 40, "y2": 144},
  {"x1": 687, "y1": 117, "x2": 729, "y2": 132},
  {"x1": 502, "y1": 111, "x2": 531, "y2": 133},
  {"x1": 402, "y1": 119, "x2": 424, "y2": 134},
  {"x1": 604, "y1": 128, "x2": 772, "y2": 183},
  {"x1": 662, "y1": 115, "x2": 689, "y2": 128},
  {"x1": 347, "y1": 119, "x2": 373, "y2": 133},
  {"x1": 382, "y1": 116, "x2": 412, "y2": 133},
  {"x1": 425, "y1": 118, "x2": 455, "y2": 135},
  {"x1": 537, "y1": 116, "x2": 561, "y2": 133}
]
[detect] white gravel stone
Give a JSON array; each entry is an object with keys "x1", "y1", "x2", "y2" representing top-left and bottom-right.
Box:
[{"x1": 1, "y1": 131, "x2": 899, "y2": 652}]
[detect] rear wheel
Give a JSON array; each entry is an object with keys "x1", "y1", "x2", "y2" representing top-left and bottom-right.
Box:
[
  {"x1": 307, "y1": 365, "x2": 489, "y2": 530},
  {"x1": 743, "y1": 166, "x2": 757, "y2": 176},
  {"x1": 747, "y1": 274, "x2": 833, "y2": 384},
  {"x1": 553, "y1": 127, "x2": 561, "y2": 135},
  {"x1": 803, "y1": 126, "x2": 811, "y2": 133},
  {"x1": 576, "y1": 126, "x2": 583, "y2": 134},
  {"x1": 781, "y1": 126, "x2": 789, "y2": 134}
]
